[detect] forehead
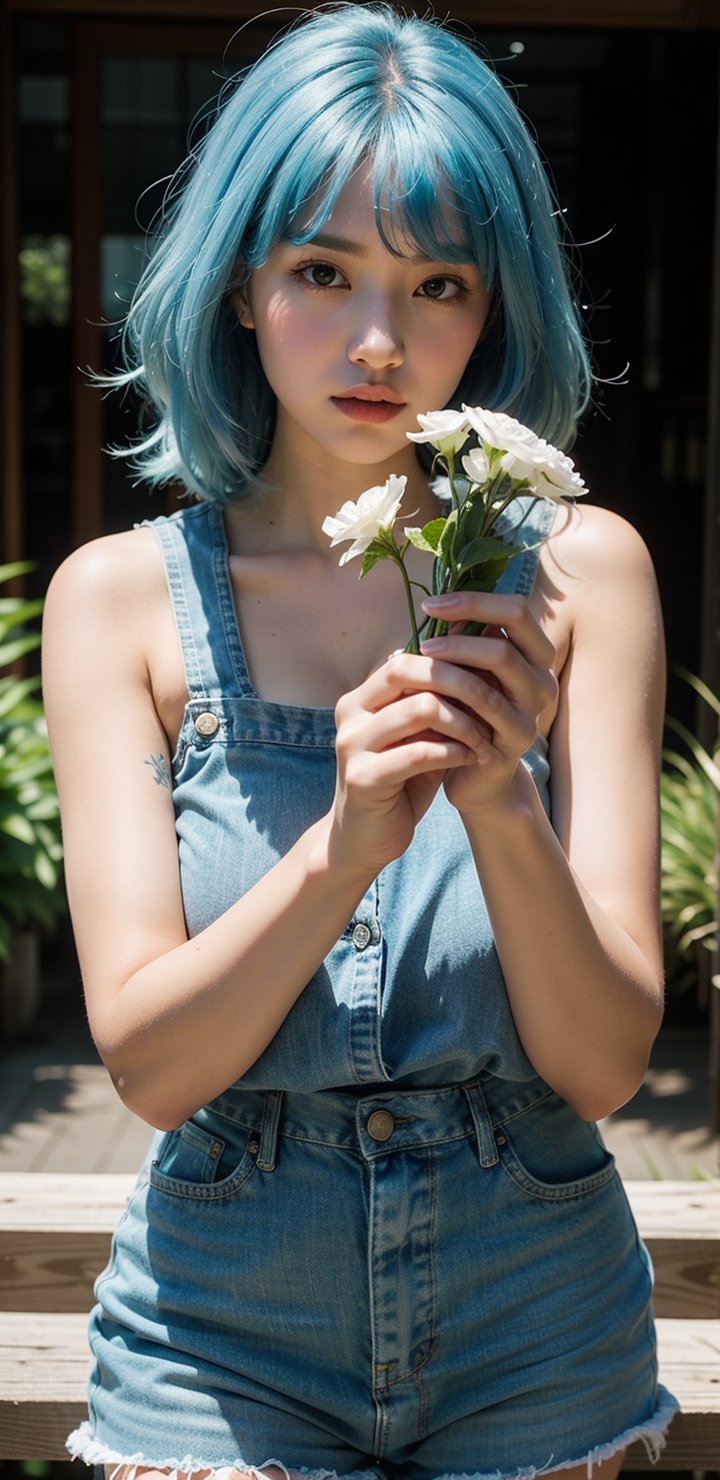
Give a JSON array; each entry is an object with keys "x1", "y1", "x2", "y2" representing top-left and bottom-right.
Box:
[{"x1": 289, "y1": 160, "x2": 474, "y2": 263}]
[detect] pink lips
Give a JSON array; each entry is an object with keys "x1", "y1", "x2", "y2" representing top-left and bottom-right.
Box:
[{"x1": 331, "y1": 383, "x2": 406, "y2": 424}]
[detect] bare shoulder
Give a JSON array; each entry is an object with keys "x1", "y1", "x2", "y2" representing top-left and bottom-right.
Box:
[
  {"x1": 44, "y1": 526, "x2": 165, "y2": 630},
  {"x1": 543, "y1": 500, "x2": 656, "y2": 587},
  {"x1": 538, "y1": 500, "x2": 661, "y2": 644}
]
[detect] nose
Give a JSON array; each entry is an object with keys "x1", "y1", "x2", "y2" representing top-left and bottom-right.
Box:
[{"x1": 347, "y1": 295, "x2": 404, "y2": 371}]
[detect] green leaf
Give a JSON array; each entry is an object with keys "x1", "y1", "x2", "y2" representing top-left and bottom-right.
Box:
[
  {"x1": 406, "y1": 518, "x2": 447, "y2": 555},
  {"x1": 0, "y1": 675, "x2": 42, "y2": 717},
  {"x1": 33, "y1": 849, "x2": 58, "y2": 890},
  {"x1": 439, "y1": 509, "x2": 458, "y2": 566},
  {"x1": 0, "y1": 561, "x2": 36, "y2": 585},
  {"x1": 359, "y1": 542, "x2": 392, "y2": 577},
  {"x1": 0, "y1": 633, "x2": 41, "y2": 668},
  {"x1": 0, "y1": 813, "x2": 35, "y2": 845},
  {"x1": 665, "y1": 715, "x2": 720, "y2": 791},
  {"x1": 0, "y1": 596, "x2": 44, "y2": 624},
  {"x1": 672, "y1": 665, "x2": 720, "y2": 722},
  {"x1": 455, "y1": 536, "x2": 521, "y2": 578},
  {"x1": 454, "y1": 489, "x2": 490, "y2": 547}
]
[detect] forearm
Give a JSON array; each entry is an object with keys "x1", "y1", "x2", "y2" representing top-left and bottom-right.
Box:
[
  {"x1": 92, "y1": 815, "x2": 372, "y2": 1129},
  {"x1": 463, "y1": 768, "x2": 663, "y2": 1120}
]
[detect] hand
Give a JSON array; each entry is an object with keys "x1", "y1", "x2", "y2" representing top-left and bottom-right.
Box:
[
  {"x1": 329, "y1": 651, "x2": 489, "y2": 878},
  {"x1": 419, "y1": 592, "x2": 558, "y2": 821}
]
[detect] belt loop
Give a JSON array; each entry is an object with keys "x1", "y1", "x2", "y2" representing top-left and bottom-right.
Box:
[
  {"x1": 256, "y1": 1090, "x2": 283, "y2": 1172},
  {"x1": 462, "y1": 1080, "x2": 499, "y2": 1168}
]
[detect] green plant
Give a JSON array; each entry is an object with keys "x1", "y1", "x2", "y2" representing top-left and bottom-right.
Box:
[
  {"x1": 0, "y1": 563, "x2": 64, "y2": 960},
  {"x1": 660, "y1": 669, "x2": 719, "y2": 988}
]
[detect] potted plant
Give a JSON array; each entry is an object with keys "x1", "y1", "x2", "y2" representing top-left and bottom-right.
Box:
[
  {"x1": 0, "y1": 561, "x2": 64, "y2": 1040},
  {"x1": 660, "y1": 669, "x2": 720, "y2": 998}
]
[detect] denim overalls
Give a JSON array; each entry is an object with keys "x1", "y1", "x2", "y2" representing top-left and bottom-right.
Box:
[{"x1": 67, "y1": 498, "x2": 677, "y2": 1480}]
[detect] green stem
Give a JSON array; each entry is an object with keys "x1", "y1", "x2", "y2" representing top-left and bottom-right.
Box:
[
  {"x1": 391, "y1": 546, "x2": 421, "y2": 653},
  {"x1": 445, "y1": 453, "x2": 461, "y2": 514}
]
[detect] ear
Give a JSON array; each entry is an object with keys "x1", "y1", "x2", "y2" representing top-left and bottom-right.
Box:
[{"x1": 230, "y1": 287, "x2": 255, "y2": 330}]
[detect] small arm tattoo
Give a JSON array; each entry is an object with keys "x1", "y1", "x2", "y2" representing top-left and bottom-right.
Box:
[{"x1": 145, "y1": 754, "x2": 171, "y2": 789}]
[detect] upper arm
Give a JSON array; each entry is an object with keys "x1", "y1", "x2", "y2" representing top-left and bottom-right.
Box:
[
  {"x1": 546, "y1": 505, "x2": 666, "y2": 976},
  {"x1": 42, "y1": 532, "x2": 189, "y2": 1047}
]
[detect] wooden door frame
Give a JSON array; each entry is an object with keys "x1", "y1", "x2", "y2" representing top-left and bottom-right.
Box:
[{"x1": 69, "y1": 20, "x2": 242, "y2": 546}]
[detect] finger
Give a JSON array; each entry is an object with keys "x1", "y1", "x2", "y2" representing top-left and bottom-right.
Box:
[
  {"x1": 415, "y1": 650, "x2": 552, "y2": 762},
  {"x1": 418, "y1": 634, "x2": 557, "y2": 720},
  {"x1": 340, "y1": 689, "x2": 489, "y2": 758},
  {"x1": 343, "y1": 736, "x2": 482, "y2": 795},
  {"x1": 421, "y1": 594, "x2": 555, "y2": 669}
]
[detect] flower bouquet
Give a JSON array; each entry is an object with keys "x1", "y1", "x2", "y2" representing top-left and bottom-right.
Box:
[{"x1": 322, "y1": 406, "x2": 586, "y2": 651}]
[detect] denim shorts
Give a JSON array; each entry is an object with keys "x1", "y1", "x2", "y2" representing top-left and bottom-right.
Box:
[{"x1": 67, "y1": 1074, "x2": 677, "y2": 1480}]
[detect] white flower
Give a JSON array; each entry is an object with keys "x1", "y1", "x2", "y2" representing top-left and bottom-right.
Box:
[
  {"x1": 406, "y1": 409, "x2": 470, "y2": 457},
  {"x1": 462, "y1": 405, "x2": 586, "y2": 500},
  {"x1": 460, "y1": 446, "x2": 490, "y2": 486},
  {"x1": 322, "y1": 474, "x2": 407, "y2": 566}
]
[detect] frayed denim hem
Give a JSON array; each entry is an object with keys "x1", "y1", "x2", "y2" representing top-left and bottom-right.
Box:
[
  {"x1": 65, "y1": 1428, "x2": 379, "y2": 1480},
  {"x1": 431, "y1": 1384, "x2": 680, "y2": 1480},
  {"x1": 66, "y1": 1385, "x2": 680, "y2": 1480}
]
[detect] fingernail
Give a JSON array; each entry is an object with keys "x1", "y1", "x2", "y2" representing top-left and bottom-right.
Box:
[
  {"x1": 422, "y1": 595, "x2": 459, "y2": 611},
  {"x1": 420, "y1": 638, "x2": 446, "y2": 652}
]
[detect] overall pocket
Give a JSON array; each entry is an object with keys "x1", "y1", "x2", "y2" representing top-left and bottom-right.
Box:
[
  {"x1": 149, "y1": 1114, "x2": 259, "y2": 1200},
  {"x1": 496, "y1": 1090, "x2": 616, "y2": 1201}
]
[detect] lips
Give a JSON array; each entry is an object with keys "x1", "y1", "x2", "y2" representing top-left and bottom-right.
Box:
[{"x1": 331, "y1": 383, "x2": 406, "y2": 423}]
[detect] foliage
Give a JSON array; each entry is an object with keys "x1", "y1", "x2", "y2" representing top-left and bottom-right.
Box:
[
  {"x1": 0, "y1": 563, "x2": 64, "y2": 961},
  {"x1": 18, "y1": 235, "x2": 71, "y2": 328},
  {"x1": 660, "y1": 669, "x2": 719, "y2": 987}
]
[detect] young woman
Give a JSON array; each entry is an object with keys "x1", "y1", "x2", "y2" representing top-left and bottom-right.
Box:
[{"x1": 43, "y1": 7, "x2": 677, "y2": 1479}]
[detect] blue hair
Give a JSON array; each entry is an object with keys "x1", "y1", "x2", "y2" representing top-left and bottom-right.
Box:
[{"x1": 112, "y1": 3, "x2": 592, "y2": 502}]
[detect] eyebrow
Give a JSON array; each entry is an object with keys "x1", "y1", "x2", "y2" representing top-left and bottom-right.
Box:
[
  {"x1": 302, "y1": 233, "x2": 368, "y2": 258},
  {"x1": 297, "y1": 233, "x2": 466, "y2": 267}
]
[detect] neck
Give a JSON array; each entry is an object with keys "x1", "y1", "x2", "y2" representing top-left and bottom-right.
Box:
[{"x1": 236, "y1": 422, "x2": 439, "y2": 556}]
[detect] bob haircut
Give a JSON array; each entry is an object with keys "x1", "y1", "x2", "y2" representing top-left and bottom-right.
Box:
[{"x1": 112, "y1": 3, "x2": 592, "y2": 503}]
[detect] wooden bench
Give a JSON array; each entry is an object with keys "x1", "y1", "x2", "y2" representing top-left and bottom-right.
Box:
[{"x1": 0, "y1": 1175, "x2": 718, "y2": 1468}]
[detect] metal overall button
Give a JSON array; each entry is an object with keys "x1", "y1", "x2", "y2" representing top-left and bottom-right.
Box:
[
  {"x1": 367, "y1": 1109, "x2": 395, "y2": 1143},
  {"x1": 351, "y1": 921, "x2": 372, "y2": 951},
  {"x1": 194, "y1": 711, "x2": 219, "y2": 737}
]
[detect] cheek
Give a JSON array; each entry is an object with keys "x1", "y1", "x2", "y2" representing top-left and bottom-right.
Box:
[{"x1": 255, "y1": 307, "x2": 327, "y2": 379}]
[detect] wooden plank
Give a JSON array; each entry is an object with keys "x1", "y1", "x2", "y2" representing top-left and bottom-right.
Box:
[
  {"x1": 0, "y1": 1312, "x2": 89, "y2": 1460},
  {"x1": 623, "y1": 1181, "x2": 720, "y2": 1317},
  {"x1": 625, "y1": 1317, "x2": 720, "y2": 1468},
  {"x1": 0, "y1": 1315, "x2": 717, "y2": 1464},
  {"x1": 0, "y1": 1173, "x2": 132, "y2": 1312},
  {"x1": 2, "y1": 1176, "x2": 718, "y2": 1315}
]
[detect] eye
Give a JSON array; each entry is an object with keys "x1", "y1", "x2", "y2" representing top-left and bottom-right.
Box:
[
  {"x1": 416, "y1": 275, "x2": 466, "y2": 301},
  {"x1": 294, "y1": 261, "x2": 348, "y2": 290}
]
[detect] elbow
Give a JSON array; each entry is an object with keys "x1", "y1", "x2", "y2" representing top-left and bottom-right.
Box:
[
  {"x1": 563, "y1": 1049, "x2": 655, "y2": 1124},
  {"x1": 110, "y1": 1067, "x2": 190, "y2": 1132},
  {"x1": 95, "y1": 1034, "x2": 197, "y2": 1132},
  {"x1": 564, "y1": 988, "x2": 663, "y2": 1122}
]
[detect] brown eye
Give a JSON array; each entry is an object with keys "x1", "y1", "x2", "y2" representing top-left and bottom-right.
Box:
[
  {"x1": 298, "y1": 262, "x2": 345, "y2": 288},
  {"x1": 422, "y1": 278, "x2": 448, "y2": 299},
  {"x1": 419, "y1": 276, "x2": 461, "y2": 301}
]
